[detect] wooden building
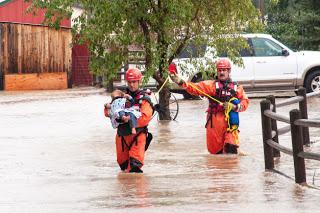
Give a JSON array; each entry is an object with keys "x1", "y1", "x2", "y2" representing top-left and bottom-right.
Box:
[
  {"x1": 70, "y1": 5, "x2": 94, "y2": 86},
  {"x1": 71, "y1": 42, "x2": 94, "y2": 86},
  {"x1": 0, "y1": 0, "x2": 72, "y2": 90}
]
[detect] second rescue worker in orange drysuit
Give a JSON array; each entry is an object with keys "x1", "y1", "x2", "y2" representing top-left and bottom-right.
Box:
[
  {"x1": 104, "y1": 68, "x2": 153, "y2": 173},
  {"x1": 170, "y1": 59, "x2": 249, "y2": 154}
]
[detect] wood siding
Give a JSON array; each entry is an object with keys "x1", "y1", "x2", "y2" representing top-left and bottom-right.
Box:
[
  {"x1": 5, "y1": 72, "x2": 67, "y2": 91},
  {"x1": 0, "y1": 22, "x2": 72, "y2": 75}
]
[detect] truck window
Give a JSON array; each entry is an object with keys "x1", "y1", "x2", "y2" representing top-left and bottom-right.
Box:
[
  {"x1": 177, "y1": 44, "x2": 207, "y2": 59},
  {"x1": 251, "y1": 38, "x2": 283, "y2": 57},
  {"x1": 218, "y1": 48, "x2": 251, "y2": 57},
  {"x1": 218, "y1": 39, "x2": 252, "y2": 57}
]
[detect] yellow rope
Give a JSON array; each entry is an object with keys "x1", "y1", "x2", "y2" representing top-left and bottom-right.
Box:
[
  {"x1": 156, "y1": 78, "x2": 239, "y2": 132},
  {"x1": 155, "y1": 76, "x2": 170, "y2": 95},
  {"x1": 225, "y1": 97, "x2": 238, "y2": 132},
  {"x1": 187, "y1": 83, "x2": 222, "y2": 104},
  {"x1": 187, "y1": 82, "x2": 238, "y2": 132}
]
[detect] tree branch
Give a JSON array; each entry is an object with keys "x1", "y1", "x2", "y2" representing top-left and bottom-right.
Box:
[
  {"x1": 148, "y1": 0, "x2": 157, "y2": 12},
  {"x1": 169, "y1": 27, "x2": 191, "y2": 63},
  {"x1": 168, "y1": 6, "x2": 200, "y2": 62},
  {"x1": 139, "y1": 18, "x2": 161, "y2": 83}
]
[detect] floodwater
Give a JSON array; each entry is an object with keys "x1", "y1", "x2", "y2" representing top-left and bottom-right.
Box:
[{"x1": 0, "y1": 87, "x2": 320, "y2": 213}]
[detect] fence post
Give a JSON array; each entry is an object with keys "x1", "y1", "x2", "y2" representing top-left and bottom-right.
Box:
[
  {"x1": 266, "y1": 95, "x2": 280, "y2": 157},
  {"x1": 297, "y1": 87, "x2": 310, "y2": 145},
  {"x1": 289, "y1": 109, "x2": 306, "y2": 184},
  {"x1": 260, "y1": 100, "x2": 274, "y2": 170}
]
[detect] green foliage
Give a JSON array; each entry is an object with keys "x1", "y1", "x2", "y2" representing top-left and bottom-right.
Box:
[
  {"x1": 29, "y1": 0, "x2": 261, "y2": 84},
  {"x1": 265, "y1": 0, "x2": 320, "y2": 50}
]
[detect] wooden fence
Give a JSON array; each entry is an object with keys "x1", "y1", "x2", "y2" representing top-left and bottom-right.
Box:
[{"x1": 260, "y1": 87, "x2": 320, "y2": 184}]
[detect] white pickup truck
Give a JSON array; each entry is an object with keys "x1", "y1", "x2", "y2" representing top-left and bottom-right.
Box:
[{"x1": 171, "y1": 34, "x2": 320, "y2": 98}]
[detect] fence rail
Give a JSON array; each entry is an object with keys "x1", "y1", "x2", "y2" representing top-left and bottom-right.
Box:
[
  {"x1": 264, "y1": 110, "x2": 290, "y2": 123},
  {"x1": 266, "y1": 139, "x2": 293, "y2": 155},
  {"x1": 260, "y1": 87, "x2": 320, "y2": 184},
  {"x1": 276, "y1": 96, "x2": 304, "y2": 108},
  {"x1": 295, "y1": 119, "x2": 320, "y2": 128}
]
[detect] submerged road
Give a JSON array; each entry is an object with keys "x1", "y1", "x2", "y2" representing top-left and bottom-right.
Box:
[{"x1": 0, "y1": 87, "x2": 319, "y2": 213}]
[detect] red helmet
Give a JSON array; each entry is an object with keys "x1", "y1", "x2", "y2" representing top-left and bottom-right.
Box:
[
  {"x1": 216, "y1": 59, "x2": 231, "y2": 70},
  {"x1": 125, "y1": 68, "x2": 142, "y2": 81}
]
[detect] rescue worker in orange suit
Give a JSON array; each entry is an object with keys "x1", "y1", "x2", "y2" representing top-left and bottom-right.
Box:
[
  {"x1": 170, "y1": 59, "x2": 249, "y2": 154},
  {"x1": 104, "y1": 68, "x2": 154, "y2": 173}
]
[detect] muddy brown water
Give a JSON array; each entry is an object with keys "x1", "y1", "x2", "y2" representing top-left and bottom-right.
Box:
[{"x1": 0, "y1": 88, "x2": 319, "y2": 213}]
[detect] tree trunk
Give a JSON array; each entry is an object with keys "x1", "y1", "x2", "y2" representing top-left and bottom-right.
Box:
[
  {"x1": 158, "y1": 86, "x2": 171, "y2": 120},
  {"x1": 106, "y1": 80, "x2": 114, "y2": 93}
]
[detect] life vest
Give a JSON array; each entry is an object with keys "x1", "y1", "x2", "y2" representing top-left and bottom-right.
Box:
[
  {"x1": 207, "y1": 80, "x2": 238, "y2": 114},
  {"x1": 205, "y1": 80, "x2": 239, "y2": 130},
  {"x1": 117, "y1": 89, "x2": 154, "y2": 151},
  {"x1": 125, "y1": 89, "x2": 154, "y2": 113}
]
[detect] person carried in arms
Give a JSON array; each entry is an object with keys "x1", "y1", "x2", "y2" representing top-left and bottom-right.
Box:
[
  {"x1": 104, "y1": 68, "x2": 154, "y2": 173},
  {"x1": 169, "y1": 59, "x2": 249, "y2": 154},
  {"x1": 105, "y1": 89, "x2": 141, "y2": 134}
]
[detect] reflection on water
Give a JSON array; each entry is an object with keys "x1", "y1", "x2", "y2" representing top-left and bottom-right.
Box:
[
  {"x1": 205, "y1": 155, "x2": 239, "y2": 170},
  {"x1": 155, "y1": 121, "x2": 174, "y2": 144},
  {"x1": 0, "y1": 89, "x2": 320, "y2": 212},
  {"x1": 116, "y1": 173, "x2": 151, "y2": 208},
  {"x1": 205, "y1": 155, "x2": 240, "y2": 203}
]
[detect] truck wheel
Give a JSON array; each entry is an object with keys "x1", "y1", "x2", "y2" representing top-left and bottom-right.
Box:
[
  {"x1": 182, "y1": 74, "x2": 203, "y2": 99},
  {"x1": 305, "y1": 70, "x2": 320, "y2": 93}
]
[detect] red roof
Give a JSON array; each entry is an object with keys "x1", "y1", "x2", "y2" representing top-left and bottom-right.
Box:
[{"x1": 0, "y1": 0, "x2": 70, "y2": 28}]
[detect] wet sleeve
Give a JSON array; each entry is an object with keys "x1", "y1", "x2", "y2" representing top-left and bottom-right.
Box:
[
  {"x1": 137, "y1": 100, "x2": 153, "y2": 127},
  {"x1": 236, "y1": 85, "x2": 249, "y2": 112},
  {"x1": 182, "y1": 80, "x2": 216, "y2": 97}
]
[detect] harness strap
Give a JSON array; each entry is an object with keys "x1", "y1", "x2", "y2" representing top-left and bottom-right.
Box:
[
  {"x1": 121, "y1": 136, "x2": 128, "y2": 152},
  {"x1": 120, "y1": 127, "x2": 148, "y2": 151}
]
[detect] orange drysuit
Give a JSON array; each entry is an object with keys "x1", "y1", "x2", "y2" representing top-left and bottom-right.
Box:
[
  {"x1": 182, "y1": 80, "x2": 249, "y2": 154},
  {"x1": 104, "y1": 90, "x2": 153, "y2": 172}
]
